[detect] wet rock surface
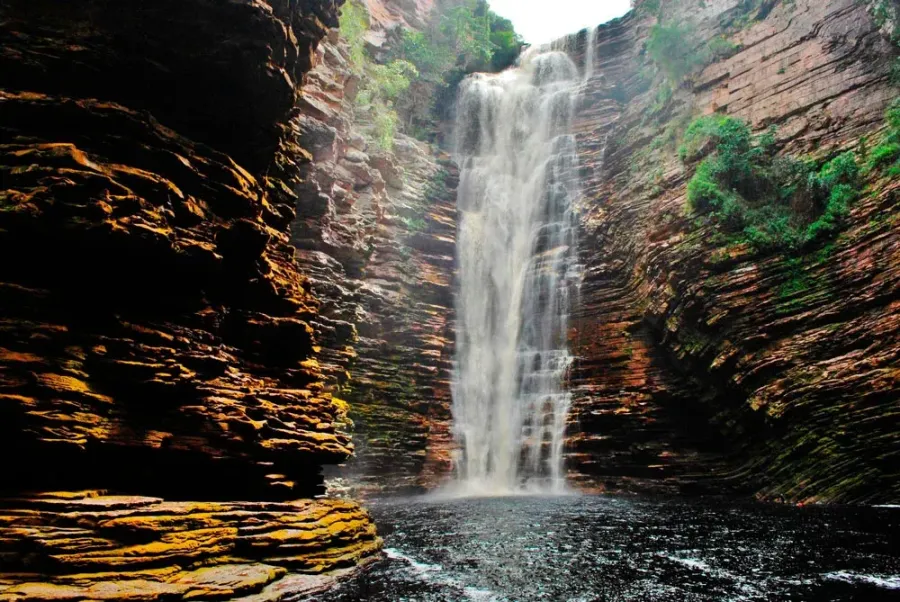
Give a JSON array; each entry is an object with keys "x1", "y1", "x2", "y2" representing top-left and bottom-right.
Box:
[
  {"x1": 291, "y1": 16, "x2": 458, "y2": 495},
  {"x1": 0, "y1": 492, "x2": 380, "y2": 601}
]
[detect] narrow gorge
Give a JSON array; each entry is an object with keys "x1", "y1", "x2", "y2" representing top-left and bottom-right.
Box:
[{"x1": 1, "y1": 0, "x2": 898, "y2": 600}]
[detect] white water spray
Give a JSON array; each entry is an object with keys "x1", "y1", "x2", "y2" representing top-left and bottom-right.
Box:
[
  {"x1": 584, "y1": 26, "x2": 597, "y2": 82},
  {"x1": 450, "y1": 47, "x2": 582, "y2": 495}
]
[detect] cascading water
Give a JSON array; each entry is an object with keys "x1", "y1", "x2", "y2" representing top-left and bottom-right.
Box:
[{"x1": 450, "y1": 47, "x2": 582, "y2": 495}]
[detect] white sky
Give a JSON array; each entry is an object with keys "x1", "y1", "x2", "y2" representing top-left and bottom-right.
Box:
[{"x1": 489, "y1": 0, "x2": 633, "y2": 45}]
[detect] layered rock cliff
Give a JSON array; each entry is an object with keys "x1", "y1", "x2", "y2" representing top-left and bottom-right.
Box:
[
  {"x1": 290, "y1": 3, "x2": 458, "y2": 494},
  {"x1": 565, "y1": 0, "x2": 900, "y2": 504},
  {"x1": 301, "y1": 0, "x2": 900, "y2": 505},
  {"x1": 0, "y1": 0, "x2": 381, "y2": 598},
  {"x1": 2, "y1": 6, "x2": 898, "y2": 598}
]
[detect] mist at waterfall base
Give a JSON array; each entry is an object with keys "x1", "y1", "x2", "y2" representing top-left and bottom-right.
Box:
[
  {"x1": 317, "y1": 496, "x2": 900, "y2": 601},
  {"x1": 447, "y1": 40, "x2": 583, "y2": 496}
]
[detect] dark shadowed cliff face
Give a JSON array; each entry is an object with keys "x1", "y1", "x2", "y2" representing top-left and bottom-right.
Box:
[
  {"x1": 566, "y1": 0, "x2": 900, "y2": 504},
  {"x1": 0, "y1": 0, "x2": 381, "y2": 598}
]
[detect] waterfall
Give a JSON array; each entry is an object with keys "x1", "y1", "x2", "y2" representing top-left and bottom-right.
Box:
[
  {"x1": 450, "y1": 47, "x2": 581, "y2": 495},
  {"x1": 584, "y1": 25, "x2": 597, "y2": 82}
]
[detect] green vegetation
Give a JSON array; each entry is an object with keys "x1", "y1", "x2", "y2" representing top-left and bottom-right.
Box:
[
  {"x1": 637, "y1": 0, "x2": 769, "y2": 88},
  {"x1": 871, "y1": 0, "x2": 899, "y2": 35},
  {"x1": 870, "y1": 0, "x2": 900, "y2": 81},
  {"x1": 340, "y1": 0, "x2": 521, "y2": 147},
  {"x1": 399, "y1": 167, "x2": 449, "y2": 235},
  {"x1": 646, "y1": 22, "x2": 705, "y2": 85},
  {"x1": 680, "y1": 114, "x2": 863, "y2": 251},
  {"x1": 400, "y1": 216, "x2": 428, "y2": 232},
  {"x1": 339, "y1": 1, "x2": 417, "y2": 149},
  {"x1": 709, "y1": 35, "x2": 741, "y2": 60},
  {"x1": 391, "y1": 0, "x2": 522, "y2": 136},
  {"x1": 341, "y1": 0, "x2": 526, "y2": 148},
  {"x1": 864, "y1": 98, "x2": 900, "y2": 176}
]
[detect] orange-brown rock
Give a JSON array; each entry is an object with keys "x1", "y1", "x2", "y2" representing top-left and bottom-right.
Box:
[
  {"x1": 0, "y1": 0, "x2": 381, "y2": 596},
  {"x1": 564, "y1": 0, "x2": 900, "y2": 503},
  {"x1": 0, "y1": 492, "x2": 380, "y2": 601}
]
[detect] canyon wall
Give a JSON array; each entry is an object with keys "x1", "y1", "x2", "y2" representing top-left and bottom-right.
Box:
[
  {"x1": 0, "y1": 1, "x2": 382, "y2": 599},
  {"x1": 290, "y1": 3, "x2": 458, "y2": 494},
  {"x1": 566, "y1": 0, "x2": 900, "y2": 504},
  {"x1": 307, "y1": 0, "x2": 900, "y2": 505},
  {"x1": 1, "y1": 6, "x2": 897, "y2": 598}
]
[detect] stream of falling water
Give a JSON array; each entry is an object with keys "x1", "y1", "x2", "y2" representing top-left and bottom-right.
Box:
[{"x1": 450, "y1": 46, "x2": 582, "y2": 495}]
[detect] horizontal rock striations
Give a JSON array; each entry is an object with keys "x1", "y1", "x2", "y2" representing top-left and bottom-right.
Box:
[
  {"x1": 566, "y1": 0, "x2": 900, "y2": 503},
  {"x1": 0, "y1": 0, "x2": 381, "y2": 597},
  {"x1": 0, "y1": 492, "x2": 379, "y2": 601},
  {"x1": 289, "y1": 12, "x2": 458, "y2": 494}
]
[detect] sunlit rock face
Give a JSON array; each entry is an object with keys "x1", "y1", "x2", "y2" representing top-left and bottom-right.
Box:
[
  {"x1": 0, "y1": 0, "x2": 381, "y2": 596},
  {"x1": 564, "y1": 0, "x2": 900, "y2": 504}
]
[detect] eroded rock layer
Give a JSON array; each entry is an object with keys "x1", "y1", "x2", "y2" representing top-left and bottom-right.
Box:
[
  {"x1": 0, "y1": 492, "x2": 378, "y2": 602},
  {"x1": 566, "y1": 0, "x2": 900, "y2": 503},
  {"x1": 0, "y1": 0, "x2": 381, "y2": 596},
  {"x1": 291, "y1": 16, "x2": 458, "y2": 494}
]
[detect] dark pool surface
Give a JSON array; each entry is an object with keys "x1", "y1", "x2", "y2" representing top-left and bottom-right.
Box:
[{"x1": 318, "y1": 495, "x2": 900, "y2": 601}]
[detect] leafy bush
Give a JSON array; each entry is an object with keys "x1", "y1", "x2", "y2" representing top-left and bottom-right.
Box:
[
  {"x1": 865, "y1": 99, "x2": 900, "y2": 175},
  {"x1": 679, "y1": 114, "x2": 753, "y2": 163},
  {"x1": 370, "y1": 60, "x2": 419, "y2": 100},
  {"x1": 681, "y1": 115, "x2": 862, "y2": 250},
  {"x1": 708, "y1": 35, "x2": 740, "y2": 59},
  {"x1": 646, "y1": 22, "x2": 705, "y2": 84},
  {"x1": 339, "y1": 0, "x2": 369, "y2": 70},
  {"x1": 340, "y1": 2, "x2": 422, "y2": 149},
  {"x1": 391, "y1": 0, "x2": 522, "y2": 135}
]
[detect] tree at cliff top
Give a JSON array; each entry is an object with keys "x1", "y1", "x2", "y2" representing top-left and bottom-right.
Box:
[
  {"x1": 339, "y1": 0, "x2": 520, "y2": 147},
  {"x1": 391, "y1": 0, "x2": 523, "y2": 139}
]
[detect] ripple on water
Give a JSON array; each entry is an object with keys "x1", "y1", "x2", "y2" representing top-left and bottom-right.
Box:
[{"x1": 318, "y1": 496, "x2": 900, "y2": 602}]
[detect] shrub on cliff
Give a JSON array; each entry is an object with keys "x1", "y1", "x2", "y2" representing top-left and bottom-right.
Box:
[
  {"x1": 339, "y1": 2, "x2": 420, "y2": 149},
  {"x1": 391, "y1": 0, "x2": 523, "y2": 137},
  {"x1": 681, "y1": 115, "x2": 862, "y2": 250},
  {"x1": 646, "y1": 22, "x2": 705, "y2": 84},
  {"x1": 865, "y1": 98, "x2": 900, "y2": 176}
]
